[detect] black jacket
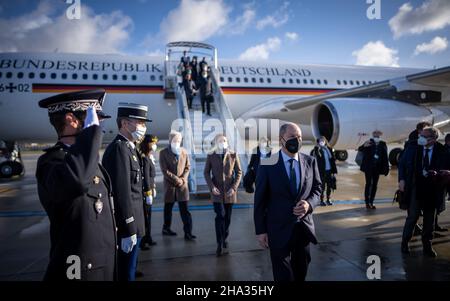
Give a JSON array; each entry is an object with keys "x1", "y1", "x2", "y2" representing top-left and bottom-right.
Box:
[
  {"x1": 312, "y1": 145, "x2": 337, "y2": 174},
  {"x1": 358, "y1": 140, "x2": 389, "y2": 175},
  {"x1": 198, "y1": 76, "x2": 214, "y2": 98},
  {"x1": 254, "y1": 151, "x2": 322, "y2": 249},
  {"x1": 243, "y1": 147, "x2": 272, "y2": 193},
  {"x1": 102, "y1": 135, "x2": 146, "y2": 238},
  {"x1": 141, "y1": 155, "x2": 156, "y2": 195},
  {"x1": 183, "y1": 79, "x2": 197, "y2": 98},
  {"x1": 36, "y1": 126, "x2": 117, "y2": 281}
]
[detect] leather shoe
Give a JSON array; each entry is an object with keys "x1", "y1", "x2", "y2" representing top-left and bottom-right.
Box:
[
  {"x1": 423, "y1": 244, "x2": 437, "y2": 258},
  {"x1": 162, "y1": 228, "x2": 177, "y2": 236},
  {"x1": 326, "y1": 200, "x2": 333, "y2": 206},
  {"x1": 184, "y1": 233, "x2": 196, "y2": 241},
  {"x1": 216, "y1": 245, "x2": 223, "y2": 257},
  {"x1": 320, "y1": 201, "x2": 327, "y2": 206}
]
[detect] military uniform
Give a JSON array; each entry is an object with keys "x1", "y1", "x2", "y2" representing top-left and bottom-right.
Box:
[
  {"x1": 102, "y1": 103, "x2": 151, "y2": 281},
  {"x1": 36, "y1": 89, "x2": 117, "y2": 281}
]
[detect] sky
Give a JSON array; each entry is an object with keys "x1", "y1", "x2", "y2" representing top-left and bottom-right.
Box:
[{"x1": 0, "y1": 0, "x2": 449, "y2": 68}]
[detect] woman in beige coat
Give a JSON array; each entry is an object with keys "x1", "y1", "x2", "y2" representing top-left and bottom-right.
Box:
[
  {"x1": 204, "y1": 134, "x2": 242, "y2": 256},
  {"x1": 159, "y1": 131, "x2": 196, "y2": 241}
]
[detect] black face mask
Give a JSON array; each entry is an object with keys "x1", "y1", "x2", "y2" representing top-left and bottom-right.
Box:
[{"x1": 283, "y1": 137, "x2": 301, "y2": 154}]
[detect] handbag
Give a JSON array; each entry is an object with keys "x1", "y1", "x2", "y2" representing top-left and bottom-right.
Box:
[
  {"x1": 355, "y1": 150, "x2": 364, "y2": 166},
  {"x1": 393, "y1": 190, "x2": 408, "y2": 210}
]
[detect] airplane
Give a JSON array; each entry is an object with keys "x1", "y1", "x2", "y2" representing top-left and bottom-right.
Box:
[{"x1": 0, "y1": 41, "x2": 449, "y2": 179}]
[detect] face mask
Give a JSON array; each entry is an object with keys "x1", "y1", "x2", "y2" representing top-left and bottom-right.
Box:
[
  {"x1": 373, "y1": 137, "x2": 381, "y2": 143},
  {"x1": 218, "y1": 141, "x2": 228, "y2": 151},
  {"x1": 131, "y1": 124, "x2": 146, "y2": 142},
  {"x1": 202, "y1": 73, "x2": 207, "y2": 78},
  {"x1": 417, "y1": 136, "x2": 428, "y2": 146},
  {"x1": 319, "y1": 141, "x2": 325, "y2": 147},
  {"x1": 171, "y1": 142, "x2": 181, "y2": 154},
  {"x1": 260, "y1": 147, "x2": 269, "y2": 156},
  {"x1": 283, "y1": 137, "x2": 301, "y2": 154},
  {"x1": 151, "y1": 144, "x2": 157, "y2": 152}
]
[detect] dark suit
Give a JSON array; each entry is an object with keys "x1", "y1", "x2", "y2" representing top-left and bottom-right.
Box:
[
  {"x1": 399, "y1": 141, "x2": 450, "y2": 246},
  {"x1": 36, "y1": 126, "x2": 117, "y2": 281},
  {"x1": 358, "y1": 140, "x2": 389, "y2": 205},
  {"x1": 312, "y1": 145, "x2": 337, "y2": 201},
  {"x1": 254, "y1": 151, "x2": 322, "y2": 281},
  {"x1": 102, "y1": 134, "x2": 145, "y2": 281},
  {"x1": 198, "y1": 75, "x2": 214, "y2": 115},
  {"x1": 183, "y1": 79, "x2": 197, "y2": 109}
]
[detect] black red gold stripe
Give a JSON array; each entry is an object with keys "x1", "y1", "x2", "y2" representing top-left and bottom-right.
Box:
[
  {"x1": 221, "y1": 86, "x2": 336, "y2": 95},
  {"x1": 32, "y1": 83, "x2": 164, "y2": 94}
]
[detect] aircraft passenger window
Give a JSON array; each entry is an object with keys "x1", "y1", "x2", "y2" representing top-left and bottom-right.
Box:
[
  {"x1": 112, "y1": 74, "x2": 118, "y2": 80},
  {"x1": 252, "y1": 78, "x2": 256, "y2": 83},
  {"x1": 303, "y1": 79, "x2": 308, "y2": 84},
  {"x1": 93, "y1": 74, "x2": 98, "y2": 80},
  {"x1": 40, "y1": 73, "x2": 46, "y2": 79},
  {"x1": 159, "y1": 75, "x2": 163, "y2": 81},
  {"x1": 228, "y1": 77, "x2": 233, "y2": 82},
  {"x1": 356, "y1": 80, "x2": 360, "y2": 85},
  {"x1": 220, "y1": 77, "x2": 224, "y2": 82},
  {"x1": 343, "y1": 80, "x2": 347, "y2": 85},
  {"x1": 310, "y1": 79, "x2": 315, "y2": 84},
  {"x1": 62, "y1": 73, "x2": 67, "y2": 79},
  {"x1": 51, "y1": 73, "x2": 56, "y2": 79},
  {"x1": 337, "y1": 80, "x2": 341, "y2": 85},
  {"x1": 103, "y1": 74, "x2": 108, "y2": 80},
  {"x1": 289, "y1": 79, "x2": 293, "y2": 84},
  {"x1": 82, "y1": 74, "x2": 88, "y2": 80},
  {"x1": 324, "y1": 79, "x2": 328, "y2": 85},
  {"x1": 17, "y1": 72, "x2": 24, "y2": 79},
  {"x1": 368, "y1": 81, "x2": 372, "y2": 84},
  {"x1": 282, "y1": 78, "x2": 286, "y2": 84},
  {"x1": 244, "y1": 77, "x2": 248, "y2": 83},
  {"x1": 122, "y1": 75, "x2": 127, "y2": 81},
  {"x1": 150, "y1": 75, "x2": 155, "y2": 81},
  {"x1": 72, "y1": 73, "x2": 78, "y2": 79},
  {"x1": 6, "y1": 72, "x2": 12, "y2": 78},
  {"x1": 131, "y1": 75, "x2": 137, "y2": 81},
  {"x1": 362, "y1": 80, "x2": 366, "y2": 85},
  {"x1": 349, "y1": 80, "x2": 354, "y2": 85},
  {"x1": 236, "y1": 77, "x2": 241, "y2": 83},
  {"x1": 259, "y1": 78, "x2": 264, "y2": 83},
  {"x1": 317, "y1": 79, "x2": 321, "y2": 84},
  {"x1": 267, "y1": 78, "x2": 271, "y2": 83},
  {"x1": 28, "y1": 73, "x2": 35, "y2": 79},
  {"x1": 296, "y1": 79, "x2": 300, "y2": 84}
]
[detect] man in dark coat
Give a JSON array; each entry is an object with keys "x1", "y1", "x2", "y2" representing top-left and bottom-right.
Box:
[
  {"x1": 254, "y1": 122, "x2": 322, "y2": 281},
  {"x1": 197, "y1": 70, "x2": 214, "y2": 115},
  {"x1": 399, "y1": 126, "x2": 450, "y2": 257},
  {"x1": 312, "y1": 137, "x2": 337, "y2": 206},
  {"x1": 358, "y1": 130, "x2": 389, "y2": 209},
  {"x1": 183, "y1": 73, "x2": 197, "y2": 109},
  {"x1": 36, "y1": 89, "x2": 117, "y2": 281},
  {"x1": 102, "y1": 103, "x2": 151, "y2": 281}
]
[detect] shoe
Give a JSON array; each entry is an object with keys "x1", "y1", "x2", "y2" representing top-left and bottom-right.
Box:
[
  {"x1": 148, "y1": 239, "x2": 157, "y2": 246},
  {"x1": 320, "y1": 201, "x2": 327, "y2": 206},
  {"x1": 366, "y1": 204, "x2": 371, "y2": 209},
  {"x1": 184, "y1": 233, "x2": 196, "y2": 241},
  {"x1": 135, "y1": 271, "x2": 144, "y2": 278},
  {"x1": 435, "y1": 225, "x2": 448, "y2": 232},
  {"x1": 423, "y1": 246, "x2": 437, "y2": 258},
  {"x1": 326, "y1": 200, "x2": 333, "y2": 206},
  {"x1": 162, "y1": 228, "x2": 177, "y2": 236},
  {"x1": 401, "y1": 241, "x2": 410, "y2": 254},
  {"x1": 223, "y1": 241, "x2": 228, "y2": 249},
  {"x1": 216, "y1": 245, "x2": 223, "y2": 257},
  {"x1": 370, "y1": 204, "x2": 376, "y2": 209}
]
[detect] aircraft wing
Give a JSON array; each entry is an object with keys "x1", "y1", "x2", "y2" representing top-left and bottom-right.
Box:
[{"x1": 283, "y1": 66, "x2": 450, "y2": 111}]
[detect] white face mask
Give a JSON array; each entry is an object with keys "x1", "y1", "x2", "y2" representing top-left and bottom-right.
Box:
[
  {"x1": 373, "y1": 137, "x2": 381, "y2": 143},
  {"x1": 151, "y1": 144, "x2": 157, "y2": 152},
  {"x1": 171, "y1": 142, "x2": 181, "y2": 154},
  {"x1": 319, "y1": 141, "x2": 325, "y2": 147},
  {"x1": 417, "y1": 136, "x2": 428, "y2": 146},
  {"x1": 202, "y1": 73, "x2": 207, "y2": 78},
  {"x1": 218, "y1": 141, "x2": 228, "y2": 151},
  {"x1": 131, "y1": 124, "x2": 146, "y2": 142}
]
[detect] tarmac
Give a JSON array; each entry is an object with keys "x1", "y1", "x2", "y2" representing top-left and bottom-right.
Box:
[{"x1": 0, "y1": 146, "x2": 449, "y2": 281}]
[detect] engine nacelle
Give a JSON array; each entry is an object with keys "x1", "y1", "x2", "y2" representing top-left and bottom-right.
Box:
[{"x1": 311, "y1": 98, "x2": 446, "y2": 150}]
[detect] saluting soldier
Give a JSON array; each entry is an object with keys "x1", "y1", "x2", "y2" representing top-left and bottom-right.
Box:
[
  {"x1": 36, "y1": 89, "x2": 117, "y2": 281},
  {"x1": 102, "y1": 103, "x2": 151, "y2": 281}
]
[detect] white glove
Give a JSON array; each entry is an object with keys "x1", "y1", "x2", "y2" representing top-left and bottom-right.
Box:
[
  {"x1": 145, "y1": 195, "x2": 153, "y2": 205},
  {"x1": 121, "y1": 234, "x2": 137, "y2": 253},
  {"x1": 83, "y1": 106, "x2": 99, "y2": 129}
]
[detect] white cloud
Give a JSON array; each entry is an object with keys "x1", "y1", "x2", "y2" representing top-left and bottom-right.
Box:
[
  {"x1": 352, "y1": 41, "x2": 399, "y2": 67},
  {"x1": 159, "y1": 0, "x2": 230, "y2": 43},
  {"x1": 145, "y1": 49, "x2": 165, "y2": 57},
  {"x1": 239, "y1": 37, "x2": 281, "y2": 61},
  {"x1": 414, "y1": 36, "x2": 448, "y2": 55},
  {"x1": 389, "y1": 0, "x2": 450, "y2": 38},
  {"x1": 256, "y1": 1, "x2": 289, "y2": 30},
  {"x1": 285, "y1": 32, "x2": 298, "y2": 41},
  {"x1": 0, "y1": 0, "x2": 133, "y2": 53},
  {"x1": 224, "y1": 8, "x2": 256, "y2": 35}
]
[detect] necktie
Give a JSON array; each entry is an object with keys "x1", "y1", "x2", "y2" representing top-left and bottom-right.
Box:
[
  {"x1": 423, "y1": 148, "x2": 430, "y2": 172},
  {"x1": 289, "y1": 159, "x2": 298, "y2": 196}
]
